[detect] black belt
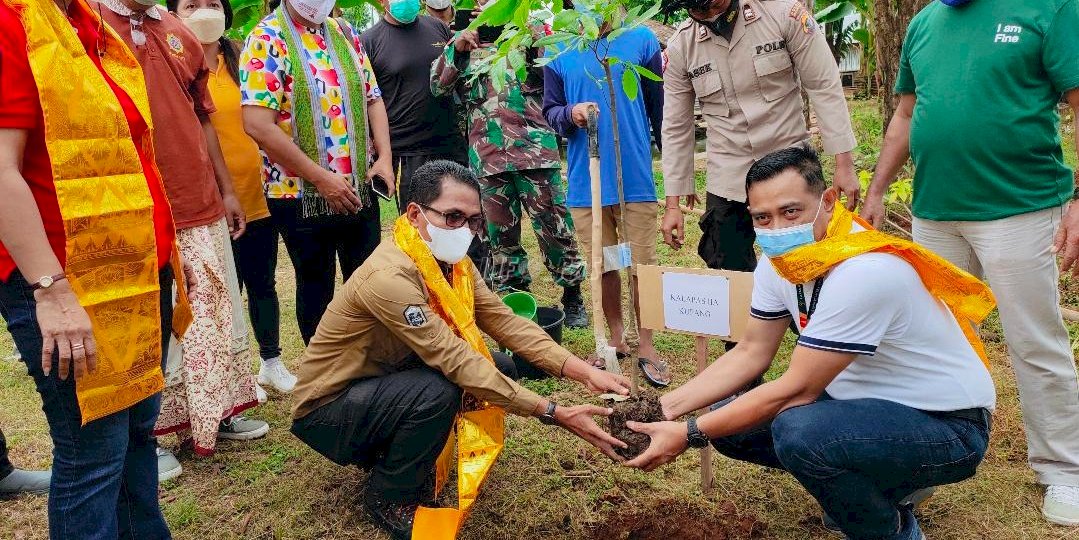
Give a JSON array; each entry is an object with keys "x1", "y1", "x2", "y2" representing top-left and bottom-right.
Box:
[{"x1": 929, "y1": 407, "x2": 992, "y2": 427}]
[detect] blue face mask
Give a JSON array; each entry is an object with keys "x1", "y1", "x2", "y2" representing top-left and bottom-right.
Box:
[
  {"x1": 754, "y1": 194, "x2": 825, "y2": 258},
  {"x1": 389, "y1": 0, "x2": 421, "y2": 24},
  {"x1": 939, "y1": 0, "x2": 972, "y2": 6}
]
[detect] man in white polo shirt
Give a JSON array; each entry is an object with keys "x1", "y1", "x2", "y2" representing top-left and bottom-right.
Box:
[{"x1": 624, "y1": 147, "x2": 996, "y2": 540}]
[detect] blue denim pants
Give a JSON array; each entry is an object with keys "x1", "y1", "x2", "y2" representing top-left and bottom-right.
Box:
[
  {"x1": 0, "y1": 269, "x2": 173, "y2": 540},
  {"x1": 711, "y1": 395, "x2": 991, "y2": 540}
]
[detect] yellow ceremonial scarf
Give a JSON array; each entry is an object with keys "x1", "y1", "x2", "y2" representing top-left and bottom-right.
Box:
[
  {"x1": 392, "y1": 216, "x2": 505, "y2": 540},
  {"x1": 10, "y1": 0, "x2": 192, "y2": 424},
  {"x1": 770, "y1": 204, "x2": 996, "y2": 368}
]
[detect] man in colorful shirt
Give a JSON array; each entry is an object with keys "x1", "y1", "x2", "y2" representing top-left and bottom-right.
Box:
[
  {"x1": 241, "y1": 0, "x2": 394, "y2": 344},
  {"x1": 431, "y1": 18, "x2": 588, "y2": 328}
]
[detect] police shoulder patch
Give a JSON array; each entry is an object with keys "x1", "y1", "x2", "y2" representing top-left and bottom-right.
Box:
[{"x1": 403, "y1": 305, "x2": 428, "y2": 327}]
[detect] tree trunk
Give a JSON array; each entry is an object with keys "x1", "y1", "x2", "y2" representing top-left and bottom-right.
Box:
[{"x1": 873, "y1": 0, "x2": 931, "y2": 133}]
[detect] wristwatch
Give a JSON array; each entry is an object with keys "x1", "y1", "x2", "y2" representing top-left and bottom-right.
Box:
[
  {"x1": 30, "y1": 273, "x2": 67, "y2": 291},
  {"x1": 538, "y1": 401, "x2": 558, "y2": 425},
  {"x1": 686, "y1": 416, "x2": 710, "y2": 449}
]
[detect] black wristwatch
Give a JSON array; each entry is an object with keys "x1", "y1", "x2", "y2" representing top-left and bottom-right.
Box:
[
  {"x1": 539, "y1": 401, "x2": 558, "y2": 425},
  {"x1": 686, "y1": 416, "x2": 710, "y2": 448}
]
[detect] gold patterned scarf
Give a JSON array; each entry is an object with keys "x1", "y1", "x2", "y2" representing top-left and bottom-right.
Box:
[
  {"x1": 392, "y1": 216, "x2": 504, "y2": 540},
  {"x1": 9, "y1": 0, "x2": 192, "y2": 424},
  {"x1": 770, "y1": 204, "x2": 996, "y2": 368}
]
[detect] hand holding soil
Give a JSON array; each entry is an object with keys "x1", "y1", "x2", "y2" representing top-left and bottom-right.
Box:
[{"x1": 606, "y1": 390, "x2": 666, "y2": 460}]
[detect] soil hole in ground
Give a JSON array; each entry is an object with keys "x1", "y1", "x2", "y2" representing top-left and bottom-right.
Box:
[{"x1": 590, "y1": 498, "x2": 766, "y2": 540}]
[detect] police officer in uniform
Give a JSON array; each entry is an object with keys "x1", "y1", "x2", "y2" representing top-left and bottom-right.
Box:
[{"x1": 659, "y1": 0, "x2": 858, "y2": 272}]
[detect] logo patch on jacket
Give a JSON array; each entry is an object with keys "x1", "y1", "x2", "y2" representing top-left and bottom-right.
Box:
[{"x1": 403, "y1": 305, "x2": 428, "y2": 327}]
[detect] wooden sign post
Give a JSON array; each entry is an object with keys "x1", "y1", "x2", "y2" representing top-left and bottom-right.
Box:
[{"x1": 637, "y1": 265, "x2": 753, "y2": 492}]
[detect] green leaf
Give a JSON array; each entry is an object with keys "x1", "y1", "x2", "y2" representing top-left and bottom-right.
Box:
[
  {"x1": 581, "y1": 14, "x2": 599, "y2": 41},
  {"x1": 512, "y1": 0, "x2": 531, "y2": 31},
  {"x1": 607, "y1": 27, "x2": 628, "y2": 42},
  {"x1": 633, "y1": 64, "x2": 662, "y2": 82},
  {"x1": 621, "y1": 67, "x2": 639, "y2": 101},
  {"x1": 473, "y1": 0, "x2": 517, "y2": 28},
  {"x1": 508, "y1": 49, "x2": 527, "y2": 76},
  {"x1": 639, "y1": 3, "x2": 661, "y2": 21},
  {"x1": 814, "y1": 2, "x2": 854, "y2": 23},
  {"x1": 534, "y1": 33, "x2": 574, "y2": 49},
  {"x1": 552, "y1": 9, "x2": 579, "y2": 32},
  {"x1": 852, "y1": 27, "x2": 871, "y2": 47}
]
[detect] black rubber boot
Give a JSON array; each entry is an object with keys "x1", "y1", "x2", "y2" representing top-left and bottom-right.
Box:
[{"x1": 562, "y1": 285, "x2": 588, "y2": 328}]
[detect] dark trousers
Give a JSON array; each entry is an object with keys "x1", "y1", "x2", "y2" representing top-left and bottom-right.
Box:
[
  {"x1": 268, "y1": 198, "x2": 381, "y2": 344},
  {"x1": 291, "y1": 352, "x2": 517, "y2": 504},
  {"x1": 710, "y1": 396, "x2": 990, "y2": 540},
  {"x1": 393, "y1": 152, "x2": 468, "y2": 214},
  {"x1": 698, "y1": 193, "x2": 757, "y2": 272},
  {"x1": 0, "y1": 268, "x2": 174, "y2": 540},
  {"x1": 232, "y1": 216, "x2": 281, "y2": 360},
  {"x1": 0, "y1": 427, "x2": 12, "y2": 480}
]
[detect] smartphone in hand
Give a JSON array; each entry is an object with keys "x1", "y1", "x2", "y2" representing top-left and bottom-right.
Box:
[{"x1": 371, "y1": 174, "x2": 392, "y2": 202}]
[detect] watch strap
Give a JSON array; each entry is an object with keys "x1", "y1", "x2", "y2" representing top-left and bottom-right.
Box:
[
  {"x1": 30, "y1": 273, "x2": 67, "y2": 290},
  {"x1": 686, "y1": 416, "x2": 710, "y2": 448}
]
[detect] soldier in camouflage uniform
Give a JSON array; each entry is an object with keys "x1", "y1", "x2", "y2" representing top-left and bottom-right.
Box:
[{"x1": 431, "y1": 21, "x2": 588, "y2": 328}]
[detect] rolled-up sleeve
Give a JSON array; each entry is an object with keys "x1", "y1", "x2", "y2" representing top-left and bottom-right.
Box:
[{"x1": 355, "y1": 266, "x2": 543, "y2": 416}]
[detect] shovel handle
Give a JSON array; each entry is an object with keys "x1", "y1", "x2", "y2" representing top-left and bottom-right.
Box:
[{"x1": 586, "y1": 105, "x2": 600, "y2": 158}]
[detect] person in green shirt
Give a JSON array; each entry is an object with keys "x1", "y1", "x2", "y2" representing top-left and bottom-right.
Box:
[{"x1": 864, "y1": 0, "x2": 1079, "y2": 527}]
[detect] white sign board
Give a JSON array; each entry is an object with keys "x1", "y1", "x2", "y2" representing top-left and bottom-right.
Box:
[{"x1": 661, "y1": 272, "x2": 731, "y2": 337}]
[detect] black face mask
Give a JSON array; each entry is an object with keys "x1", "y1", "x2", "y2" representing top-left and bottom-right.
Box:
[{"x1": 690, "y1": 0, "x2": 739, "y2": 36}]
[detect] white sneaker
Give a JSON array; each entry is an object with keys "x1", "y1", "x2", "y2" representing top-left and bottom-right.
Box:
[
  {"x1": 1043, "y1": 485, "x2": 1079, "y2": 526},
  {"x1": 218, "y1": 416, "x2": 269, "y2": 441},
  {"x1": 156, "y1": 447, "x2": 182, "y2": 483},
  {"x1": 257, "y1": 360, "x2": 297, "y2": 393},
  {"x1": 255, "y1": 382, "x2": 268, "y2": 404}
]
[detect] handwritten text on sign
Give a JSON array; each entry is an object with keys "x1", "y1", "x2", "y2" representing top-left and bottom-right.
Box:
[{"x1": 662, "y1": 272, "x2": 731, "y2": 337}]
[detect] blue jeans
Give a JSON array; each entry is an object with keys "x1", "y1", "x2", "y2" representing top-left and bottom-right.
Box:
[
  {"x1": 0, "y1": 269, "x2": 173, "y2": 540},
  {"x1": 710, "y1": 396, "x2": 991, "y2": 540}
]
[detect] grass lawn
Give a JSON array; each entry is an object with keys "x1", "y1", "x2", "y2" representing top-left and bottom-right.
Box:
[{"x1": 2, "y1": 100, "x2": 1078, "y2": 539}]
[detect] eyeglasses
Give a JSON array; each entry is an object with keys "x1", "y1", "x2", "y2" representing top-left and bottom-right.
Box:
[{"x1": 419, "y1": 203, "x2": 486, "y2": 234}]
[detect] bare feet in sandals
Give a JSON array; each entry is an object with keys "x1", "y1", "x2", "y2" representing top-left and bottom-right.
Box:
[{"x1": 637, "y1": 357, "x2": 671, "y2": 387}]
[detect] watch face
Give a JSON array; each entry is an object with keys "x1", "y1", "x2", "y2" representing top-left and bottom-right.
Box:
[{"x1": 39, "y1": 276, "x2": 54, "y2": 288}]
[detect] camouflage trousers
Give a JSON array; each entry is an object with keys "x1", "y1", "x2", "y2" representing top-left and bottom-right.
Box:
[{"x1": 476, "y1": 168, "x2": 585, "y2": 292}]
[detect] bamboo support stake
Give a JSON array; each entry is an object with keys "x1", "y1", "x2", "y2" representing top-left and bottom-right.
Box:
[
  {"x1": 587, "y1": 107, "x2": 620, "y2": 377},
  {"x1": 695, "y1": 336, "x2": 713, "y2": 492}
]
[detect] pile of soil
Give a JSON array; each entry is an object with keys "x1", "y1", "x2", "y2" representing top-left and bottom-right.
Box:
[
  {"x1": 590, "y1": 498, "x2": 765, "y2": 540},
  {"x1": 607, "y1": 390, "x2": 665, "y2": 460}
]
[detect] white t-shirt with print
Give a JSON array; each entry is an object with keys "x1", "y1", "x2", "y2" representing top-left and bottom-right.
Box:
[{"x1": 750, "y1": 251, "x2": 996, "y2": 412}]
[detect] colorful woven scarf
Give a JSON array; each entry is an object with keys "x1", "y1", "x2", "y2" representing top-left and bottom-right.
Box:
[
  {"x1": 770, "y1": 205, "x2": 996, "y2": 368},
  {"x1": 276, "y1": 7, "x2": 371, "y2": 217},
  {"x1": 10, "y1": 0, "x2": 192, "y2": 424},
  {"x1": 391, "y1": 216, "x2": 504, "y2": 540}
]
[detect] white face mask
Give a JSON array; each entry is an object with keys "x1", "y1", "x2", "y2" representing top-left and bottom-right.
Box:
[
  {"x1": 183, "y1": 8, "x2": 226, "y2": 44},
  {"x1": 421, "y1": 210, "x2": 475, "y2": 264},
  {"x1": 290, "y1": 0, "x2": 336, "y2": 24}
]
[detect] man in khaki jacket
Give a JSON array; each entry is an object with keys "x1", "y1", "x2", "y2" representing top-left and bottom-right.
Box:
[
  {"x1": 659, "y1": 0, "x2": 857, "y2": 273},
  {"x1": 290, "y1": 160, "x2": 631, "y2": 539}
]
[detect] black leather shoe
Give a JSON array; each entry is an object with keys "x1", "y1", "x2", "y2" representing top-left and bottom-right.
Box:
[{"x1": 363, "y1": 491, "x2": 418, "y2": 540}]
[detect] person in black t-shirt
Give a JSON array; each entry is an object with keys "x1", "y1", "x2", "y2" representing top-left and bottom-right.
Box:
[{"x1": 361, "y1": 3, "x2": 468, "y2": 213}]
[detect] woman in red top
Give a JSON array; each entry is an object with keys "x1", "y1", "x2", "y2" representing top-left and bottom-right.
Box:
[{"x1": 0, "y1": 0, "x2": 194, "y2": 537}]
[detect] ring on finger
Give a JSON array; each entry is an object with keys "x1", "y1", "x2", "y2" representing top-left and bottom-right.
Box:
[{"x1": 71, "y1": 343, "x2": 85, "y2": 350}]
